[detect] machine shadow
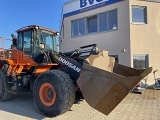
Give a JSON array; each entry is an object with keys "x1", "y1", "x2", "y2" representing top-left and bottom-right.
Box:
[
  {"x1": 0, "y1": 93, "x2": 45, "y2": 119},
  {"x1": 0, "y1": 92, "x2": 85, "y2": 119}
]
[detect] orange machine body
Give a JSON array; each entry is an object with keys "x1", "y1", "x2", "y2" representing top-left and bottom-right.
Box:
[{"x1": 0, "y1": 48, "x2": 58, "y2": 76}]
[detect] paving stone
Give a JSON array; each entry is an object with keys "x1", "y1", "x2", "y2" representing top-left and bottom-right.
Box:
[{"x1": 0, "y1": 89, "x2": 160, "y2": 120}]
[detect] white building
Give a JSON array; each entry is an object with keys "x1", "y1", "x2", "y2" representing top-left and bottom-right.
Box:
[{"x1": 60, "y1": 0, "x2": 160, "y2": 85}]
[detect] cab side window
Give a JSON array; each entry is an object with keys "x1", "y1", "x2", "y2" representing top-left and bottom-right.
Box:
[
  {"x1": 17, "y1": 33, "x2": 23, "y2": 50},
  {"x1": 23, "y1": 31, "x2": 32, "y2": 53}
]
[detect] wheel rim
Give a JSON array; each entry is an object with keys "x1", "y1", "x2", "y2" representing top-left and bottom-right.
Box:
[{"x1": 39, "y1": 83, "x2": 56, "y2": 106}]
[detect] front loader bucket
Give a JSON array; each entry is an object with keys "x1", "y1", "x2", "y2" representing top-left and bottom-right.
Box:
[{"x1": 77, "y1": 51, "x2": 152, "y2": 115}]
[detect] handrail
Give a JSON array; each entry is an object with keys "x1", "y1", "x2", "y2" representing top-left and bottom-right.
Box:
[
  {"x1": 0, "y1": 37, "x2": 5, "y2": 58},
  {"x1": 0, "y1": 37, "x2": 12, "y2": 58}
]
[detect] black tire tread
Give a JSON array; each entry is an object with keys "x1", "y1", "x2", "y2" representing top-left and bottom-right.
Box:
[
  {"x1": 50, "y1": 70, "x2": 75, "y2": 115},
  {"x1": 0, "y1": 69, "x2": 13, "y2": 101},
  {"x1": 33, "y1": 70, "x2": 75, "y2": 117}
]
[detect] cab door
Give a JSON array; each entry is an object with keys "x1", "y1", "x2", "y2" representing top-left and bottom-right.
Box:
[
  {"x1": 17, "y1": 30, "x2": 33, "y2": 55},
  {"x1": 23, "y1": 30, "x2": 32, "y2": 55}
]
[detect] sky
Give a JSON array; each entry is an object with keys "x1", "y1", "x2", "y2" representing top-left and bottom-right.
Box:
[{"x1": 0, "y1": 0, "x2": 69, "y2": 48}]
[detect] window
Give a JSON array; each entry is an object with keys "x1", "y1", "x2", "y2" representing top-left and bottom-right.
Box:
[
  {"x1": 99, "y1": 9, "x2": 118, "y2": 32},
  {"x1": 71, "y1": 9, "x2": 118, "y2": 37},
  {"x1": 132, "y1": 6, "x2": 147, "y2": 24},
  {"x1": 17, "y1": 33, "x2": 23, "y2": 50},
  {"x1": 39, "y1": 30, "x2": 58, "y2": 51},
  {"x1": 71, "y1": 18, "x2": 85, "y2": 36},
  {"x1": 133, "y1": 54, "x2": 149, "y2": 69},
  {"x1": 87, "y1": 15, "x2": 97, "y2": 33},
  {"x1": 79, "y1": 18, "x2": 85, "y2": 35},
  {"x1": 41, "y1": 31, "x2": 54, "y2": 50},
  {"x1": 108, "y1": 10, "x2": 118, "y2": 30},
  {"x1": 72, "y1": 20, "x2": 78, "y2": 36},
  {"x1": 23, "y1": 31, "x2": 32, "y2": 53},
  {"x1": 99, "y1": 12, "x2": 108, "y2": 32}
]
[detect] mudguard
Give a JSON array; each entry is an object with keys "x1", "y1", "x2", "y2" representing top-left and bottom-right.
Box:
[{"x1": 77, "y1": 50, "x2": 152, "y2": 115}]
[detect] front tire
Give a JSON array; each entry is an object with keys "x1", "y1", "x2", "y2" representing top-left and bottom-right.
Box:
[{"x1": 33, "y1": 70, "x2": 75, "y2": 117}]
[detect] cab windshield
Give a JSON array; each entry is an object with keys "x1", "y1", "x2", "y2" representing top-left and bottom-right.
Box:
[{"x1": 39, "y1": 29, "x2": 57, "y2": 51}]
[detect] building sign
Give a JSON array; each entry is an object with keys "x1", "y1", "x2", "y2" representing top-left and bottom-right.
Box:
[
  {"x1": 80, "y1": 0, "x2": 108, "y2": 8},
  {"x1": 63, "y1": 0, "x2": 122, "y2": 17}
]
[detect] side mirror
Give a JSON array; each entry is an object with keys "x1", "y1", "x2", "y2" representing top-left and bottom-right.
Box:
[{"x1": 39, "y1": 43, "x2": 45, "y2": 49}]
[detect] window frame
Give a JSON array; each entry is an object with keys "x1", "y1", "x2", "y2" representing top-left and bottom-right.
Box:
[
  {"x1": 99, "y1": 11, "x2": 108, "y2": 32},
  {"x1": 132, "y1": 5, "x2": 147, "y2": 24},
  {"x1": 108, "y1": 9, "x2": 118, "y2": 30},
  {"x1": 87, "y1": 15, "x2": 98, "y2": 34},
  {"x1": 71, "y1": 18, "x2": 86, "y2": 37},
  {"x1": 23, "y1": 30, "x2": 32, "y2": 53},
  {"x1": 133, "y1": 54, "x2": 149, "y2": 69},
  {"x1": 71, "y1": 8, "x2": 118, "y2": 37},
  {"x1": 17, "y1": 32, "x2": 23, "y2": 51}
]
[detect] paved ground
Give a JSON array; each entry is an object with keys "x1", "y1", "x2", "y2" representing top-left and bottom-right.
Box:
[{"x1": 0, "y1": 89, "x2": 160, "y2": 120}]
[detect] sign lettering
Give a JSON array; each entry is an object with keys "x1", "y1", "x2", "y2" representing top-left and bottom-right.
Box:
[
  {"x1": 58, "y1": 57, "x2": 81, "y2": 72},
  {"x1": 80, "y1": 0, "x2": 104, "y2": 8}
]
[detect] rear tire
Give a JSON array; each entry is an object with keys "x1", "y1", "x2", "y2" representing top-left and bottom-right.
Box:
[
  {"x1": 0, "y1": 68, "x2": 13, "y2": 101},
  {"x1": 33, "y1": 70, "x2": 75, "y2": 117}
]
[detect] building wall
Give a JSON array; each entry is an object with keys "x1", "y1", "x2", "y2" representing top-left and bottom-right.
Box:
[
  {"x1": 60, "y1": 0, "x2": 160, "y2": 85},
  {"x1": 129, "y1": 0, "x2": 160, "y2": 84},
  {"x1": 60, "y1": 0, "x2": 131, "y2": 66}
]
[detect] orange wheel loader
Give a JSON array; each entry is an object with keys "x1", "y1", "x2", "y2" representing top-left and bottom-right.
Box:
[{"x1": 0, "y1": 25, "x2": 152, "y2": 117}]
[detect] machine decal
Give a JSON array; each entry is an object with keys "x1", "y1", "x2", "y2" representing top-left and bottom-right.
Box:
[{"x1": 58, "y1": 57, "x2": 81, "y2": 72}]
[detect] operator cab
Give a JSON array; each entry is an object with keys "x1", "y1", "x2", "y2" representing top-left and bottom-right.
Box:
[{"x1": 14, "y1": 25, "x2": 59, "y2": 58}]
